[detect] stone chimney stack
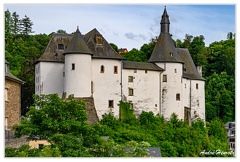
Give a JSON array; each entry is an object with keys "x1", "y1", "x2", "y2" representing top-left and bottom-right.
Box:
[{"x1": 197, "y1": 66, "x2": 202, "y2": 76}]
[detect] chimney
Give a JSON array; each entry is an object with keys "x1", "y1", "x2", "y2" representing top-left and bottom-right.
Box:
[{"x1": 197, "y1": 66, "x2": 202, "y2": 76}]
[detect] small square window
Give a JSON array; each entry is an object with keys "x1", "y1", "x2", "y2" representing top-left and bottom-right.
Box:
[
  {"x1": 145, "y1": 70, "x2": 148, "y2": 74},
  {"x1": 58, "y1": 44, "x2": 64, "y2": 50},
  {"x1": 155, "y1": 104, "x2": 157, "y2": 107},
  {"x1": 114, "y1": 66, "x2": 118, "y2": 74},
  {"x1": 108, "y1": 100, "x2": 114, "y2": 108},
  {"x1": 128, "y1": 76, "x2": 133, "y2": 82},
  {"x1": 72, "y1": 63, "x2": 75, "y2": 70},
  {"x1": 134, "y1": 69, "x2": 137, "y2": 73},
  {"x1": 129, "y1": 88, "x2": 134, "y2": 96},
  {"x1": 176, "y1": 93, "x2": 180, "y2": 101},
  {"x1": 163, "y1": 75, "x2": 167, "y2": 82},
  {"x1": 175, "y1": 69, "x2": 177, "y2": 73}
]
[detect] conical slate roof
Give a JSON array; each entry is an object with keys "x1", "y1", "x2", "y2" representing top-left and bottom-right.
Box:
[
  {"x1": 148, "y1": 33, "x2": 183, "y2": 63},
  {"x1": 64, "y1": 28, "x2": 93, "y2": 55},
  {"x1": 84, "y1": 28, "x2": 123, "y2": 60},
  {"x1": 161, "y1": 6, "x2": 170, "y2": 26},
  {"x1": 148, "y1": 7, "x2": 183, "y2": 63}
]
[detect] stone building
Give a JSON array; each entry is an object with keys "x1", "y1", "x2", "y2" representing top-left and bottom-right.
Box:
[
  {"x1": 5, "y1": 60, "x2": 24, "y2": 132},
  {"x1": 35, "y1": 7, "x2": 205, "y2": 123}
]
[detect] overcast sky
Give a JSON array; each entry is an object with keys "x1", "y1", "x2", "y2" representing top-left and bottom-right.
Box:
[{"x1": 3, "y1": 3, "x2": 235, "y2": 50}]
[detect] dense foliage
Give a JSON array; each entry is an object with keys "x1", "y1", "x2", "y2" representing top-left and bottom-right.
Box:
[
  {"x1": 6, "y1": 95, "x2": 233, "y2": 157},
  {"x1": 5, "y1": 10, "x2": 51, "y2": 115}
]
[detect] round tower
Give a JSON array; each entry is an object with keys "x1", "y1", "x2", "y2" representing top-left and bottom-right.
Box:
[
  {"x1": 148, "y1": 7, "x2": 184, "y2": 120},
  {"x1": 63, "y1": 27, "x2": 93, "y2": 98}
]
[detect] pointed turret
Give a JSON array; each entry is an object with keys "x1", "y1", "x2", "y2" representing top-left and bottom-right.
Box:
[
  {"x1": 148, "y1": 7, "x2": 183, "y2": 63},
  {"x1": 64, "y1": 27, "x2": 93, "y2": 55},
  {"x1": 161, "y1": 6, "x2": 170, "y2": 33}
]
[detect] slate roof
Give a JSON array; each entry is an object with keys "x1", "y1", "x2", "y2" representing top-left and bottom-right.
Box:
[
  {"x1": 35, "y1": 33, "x2": 73, "y2": 63},
  {"x1": 84, "y1": 28, "x2": 123, "y2": 60},
  {"x1": 177, "y1": 48, "x2": 205, "y2": 81},
  {"x1": 63, "y1": 28, "x2": 93, "y2": 55},
  {"x1": 123, "y1": 61, "x2": 164, "y2": 71},
  {"x1": 148, "y1": 33, "x2": 183, "y2": 63},
  {"x1": 148, "y1": 7, "x2": 183, "y2": 63},
  {"x1": 5, "y1": 61, "x2": 25, "y2": 84}
]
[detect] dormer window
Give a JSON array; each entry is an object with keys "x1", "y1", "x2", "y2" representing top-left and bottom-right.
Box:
[
  {"x1": 54, "y1": 53, "x2": 58, "y2": 58},
  {"x1": 58, "y1": 44, "x2": 64, "y2": 50},
  {"x1": 95, "y1": 34, "x2": 103, "y2": 45}
]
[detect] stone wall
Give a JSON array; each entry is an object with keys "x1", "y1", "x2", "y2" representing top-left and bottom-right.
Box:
[{"x1": 5, "y1": 78, "x2": 21, "y2": 128}]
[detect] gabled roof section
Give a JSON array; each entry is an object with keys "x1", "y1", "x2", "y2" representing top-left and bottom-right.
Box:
[
  {"x1": 148, "y1": 33, "x2": 183, "y2": 63},
  {"x1": 123, "y1": 61, "x2": 164, "y2": 71},
  {"x1": 177, "y1": 48, "x2": 205, "y2": 81},
  {"x1": 64, "y1": 28, "x2": 93, "y2": 55},
  {"x1": 35, "y1": 33, "x2": 73, "y2": 64},
  {"x1": 84, "y1": 28, "x2": 123, "y2": 60},
  {"x1": 5, "y1": 61, "x2": 25, "y2": 84}
]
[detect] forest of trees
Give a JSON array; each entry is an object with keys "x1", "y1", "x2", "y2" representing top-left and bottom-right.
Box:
[{"x1": 4, "y1": 10, "x2": 235, "y2": 157}]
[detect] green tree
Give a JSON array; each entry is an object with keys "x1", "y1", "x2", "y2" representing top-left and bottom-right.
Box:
[
  {"x1": 12, "y1": 12, "x2": 21, "y2": 35},
  {"x1": 20, "y1": 15, "x2": 34, "y2": 35},
  {"x1": 110, "y1": 43, "x2": 119, "y2": 53},
  {"x1": 56, "y1": 29, "x2": 67, "y2": 34}
]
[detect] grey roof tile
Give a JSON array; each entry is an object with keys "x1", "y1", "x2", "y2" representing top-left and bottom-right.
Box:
[
  {"x1": 123, "y1": 61, "x2": 164, "y2": 71},
  {"x1": 177, "y1": 48, "x2": 205, "y2": 80}
]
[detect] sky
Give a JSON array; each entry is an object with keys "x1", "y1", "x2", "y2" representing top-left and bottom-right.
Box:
[{"x1": 3, "y1": 3, "x2": 236, "y2": 51}]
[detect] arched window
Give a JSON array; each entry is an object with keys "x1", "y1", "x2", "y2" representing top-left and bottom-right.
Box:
[{"x1": 100, "y1": 65, "x2": 104, "y2": 73}]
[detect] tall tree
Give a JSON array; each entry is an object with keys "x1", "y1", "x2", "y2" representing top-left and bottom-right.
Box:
[
  {"x1": 20, "y1": 15, "x2": 34, "y2": 35},
  {"x1": 12, "y1": 12, "x2": 21, "y2": 35}
]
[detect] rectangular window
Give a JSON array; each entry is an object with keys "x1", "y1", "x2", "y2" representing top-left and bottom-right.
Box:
[
  {"x1": 175, "y1": 69, "x2": 177, "y2": 73},
  {"x1": 134, "y1": 69, "x2": 137, "y2": 73},
  {"x1": 100, "y1": 65, "x2": 104, "y2": 73},
  {"x1": 58, "y1": 44, "x2": 64, "y2": 50},
  {"x1": 63, "y1": 72, "x2": 65, "y2": 77},
  {"x1": 114, "y1": 66, "x2": 118, "y2": 74},
  {"x1": 5, "y1": 88, "x2": 8, "y2": 101},
  {"x1": 176, "y1": 93, "x2": 180, "y2": 101},
  {"x1": 128, "y1": 76, "x2": 133, "y2": 82},
  {"x1": 163, "y1": 75, "x2": 167, "y2": 82},
  {"x1": 196, "y1": 83, "x2": 198, "y2": 89},
  {"x1": 145, "y1": 70, "x2": 148, "y2": 74},
  {"x1": 72, "y1": 63, "x2": 75, "y2": 70},
  {"x1": 129, "y1": 88, "x2": 134, "y2": 96},
  {"x1": 108, "y1": 100, "x2": 114, "y2": 108}
]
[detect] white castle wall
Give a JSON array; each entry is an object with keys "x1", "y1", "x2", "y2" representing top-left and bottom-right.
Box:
[
  {"x1": 122, "y1": 69, "x2": 160, "y2": 116},
  {"x1": 190, "y1": 80, "x2": 205, "y2": 121},
  {"x1": 35, "y1": 62, "x2": 64, "y2": 97},
  {"x1": 91, "y1": 59, "x2": 122, "y2": 119},
  {"x1": 64, "y1": 54, "x2": 92, "y2": 97},
  {"x1": 156, "y1": 62, "x2": 184, "y2": 120}
]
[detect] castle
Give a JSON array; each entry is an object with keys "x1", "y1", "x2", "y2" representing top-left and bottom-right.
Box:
[{"x1": 35, "y1": 7, "x2": 205, "y2": 123}]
